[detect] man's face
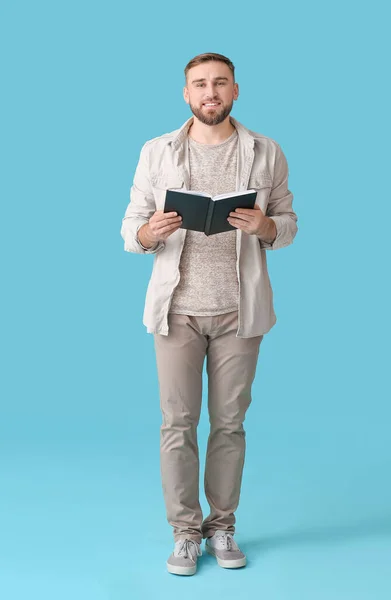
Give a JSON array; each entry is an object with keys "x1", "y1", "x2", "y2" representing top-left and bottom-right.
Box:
[{"x1": 184, "y1": 61, "x2": 239, "y2": 126}]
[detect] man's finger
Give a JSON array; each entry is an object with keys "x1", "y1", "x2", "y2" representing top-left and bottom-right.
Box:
[
  {"x1": 229, "y1": 212, "x2": 253, "y2": 222},
  {"x1": 156, "y1": 211, "x2": 178, "y2": 219},
  {"x1": 155, "y1": 216, "x2": 181, "y2": 230},
  {"x1": 234, "y1": 206, "x2": 261, "y2": 215},
  {"x1": 228, "y1": 216, "x2": 247, "y2": 227}
]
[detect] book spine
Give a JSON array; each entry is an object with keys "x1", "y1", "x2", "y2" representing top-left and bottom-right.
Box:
[{"x1": 204, "y1": 200, "x2": 215, "y2": 236}]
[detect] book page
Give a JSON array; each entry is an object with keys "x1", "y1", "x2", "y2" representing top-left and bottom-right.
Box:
[
  {"x1": 168, "y1": 188, "x2": 210, "y2": 197},
  {"x1": 212, "y1": 189, "x2": 257, "y2": 201}
]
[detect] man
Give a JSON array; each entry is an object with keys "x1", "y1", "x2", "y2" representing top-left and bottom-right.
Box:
[{"x1": 120, "y1": 52, "x2": 298, "y2": 576}]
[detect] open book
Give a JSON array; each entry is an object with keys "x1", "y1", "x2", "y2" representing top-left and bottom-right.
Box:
[{"x1": 164, "y1": 189, "x2": 257, "y2": 236}]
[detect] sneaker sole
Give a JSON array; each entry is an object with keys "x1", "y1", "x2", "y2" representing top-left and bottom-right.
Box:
[
  {"x1": 166, "y1": 561, "x2": 197, "y2": 576},
  {"x1": 205, "y1": 544, "x2": 246, "y2": 568}
]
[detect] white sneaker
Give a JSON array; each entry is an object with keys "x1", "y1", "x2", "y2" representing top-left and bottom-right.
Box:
[
  {"x1": 205, "y1": 530, "x2": 246, "y2": 568},
  {"x1": 167, "y1": 539, "x2": 202, "y2": 576}
]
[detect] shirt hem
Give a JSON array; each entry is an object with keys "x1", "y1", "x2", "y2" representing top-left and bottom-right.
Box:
[{"x1": 168, "y1": 307, "x2": 239, "y2": 317}]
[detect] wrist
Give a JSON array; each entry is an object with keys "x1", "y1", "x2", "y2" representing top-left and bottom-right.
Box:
[
  {"x1": 257, "y1": 217, "x2": 277, "y2": 243},
  {"x1": 138, "y1": 223, "x2": 158, "y2": 248}
]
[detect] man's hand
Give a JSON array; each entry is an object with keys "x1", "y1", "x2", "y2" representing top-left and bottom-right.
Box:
[
  {"x1": 227, "y1": 204, "x2": 277, "y2": 242},
  {"x1": 139, "y1": 210, "x2": 182, "y2": 246}
]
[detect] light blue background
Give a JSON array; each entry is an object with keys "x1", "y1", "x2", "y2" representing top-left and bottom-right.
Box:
[{"x1": 1, "y1": 1, "x2": 390, "y2": 599}]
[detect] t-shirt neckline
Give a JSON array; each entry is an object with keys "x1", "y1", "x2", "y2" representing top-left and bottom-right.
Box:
[{"x1": 188, "y1": 128, "x2": 238, "y2": 149}]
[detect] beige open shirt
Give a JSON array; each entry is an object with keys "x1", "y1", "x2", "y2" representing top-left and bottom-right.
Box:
[{"x1": 120, "y1": 116, "x2": 298, "y2": 337}]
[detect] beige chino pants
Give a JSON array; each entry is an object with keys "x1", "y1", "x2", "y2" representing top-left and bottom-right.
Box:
[{"x1": 153, "y1": 310, "x2": 263, "y2": 544}]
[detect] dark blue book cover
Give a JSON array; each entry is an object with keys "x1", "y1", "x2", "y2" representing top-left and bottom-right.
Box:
[{"x1": 164, "y1": 189, "x2": 257, "y2": 236}]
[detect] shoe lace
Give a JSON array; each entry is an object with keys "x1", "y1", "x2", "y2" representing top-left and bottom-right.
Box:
[
  {"x1": 215, "y1": 531, "x2": 238, "y2": 551},
  {"x1": 176, "y1": 539, "x2": 202, "y2": 562}
]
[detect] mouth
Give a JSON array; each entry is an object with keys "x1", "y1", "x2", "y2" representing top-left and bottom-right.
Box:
[{"x1": 202, "y1": 102, "x2": 221, "y2": 109}]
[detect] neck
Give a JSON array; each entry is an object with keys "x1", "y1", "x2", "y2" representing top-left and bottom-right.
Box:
[{"x1": 188, "y1": 116, "x2": 235, "y2": 145}]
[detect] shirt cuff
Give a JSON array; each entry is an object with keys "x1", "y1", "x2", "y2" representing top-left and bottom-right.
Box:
[
  {"x1": 136, "y1": 224, "x2": 164, "y2": 254},
  {"x1": 258, "y1": 217, "x2": 288, "y2": 250}
]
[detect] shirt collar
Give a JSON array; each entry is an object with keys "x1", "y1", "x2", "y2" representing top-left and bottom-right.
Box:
[{"x1": 171, "y1": 115, "x2": 255, "y2": 151}]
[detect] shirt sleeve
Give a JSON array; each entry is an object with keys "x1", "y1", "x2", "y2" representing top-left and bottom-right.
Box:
[
  {"x1": 258, "y1": 143, "x2": 298, "y2": 250},
  {"x1": 120, "y1": 142, "x2": 165, "y2": 255}
]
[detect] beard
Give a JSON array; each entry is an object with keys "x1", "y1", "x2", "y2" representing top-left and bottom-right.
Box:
[{"x1": 189, "y1": 99, "x2": 234, "y2": 126}]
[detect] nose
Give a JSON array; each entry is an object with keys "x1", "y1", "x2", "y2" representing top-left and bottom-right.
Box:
[{"x1": 203, "y1": 82, "x2": 219, "y2": 100}]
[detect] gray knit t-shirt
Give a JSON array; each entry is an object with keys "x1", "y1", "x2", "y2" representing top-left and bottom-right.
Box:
[{"x1": 169, "y1": 127, "x2": 239, "y2": 316}]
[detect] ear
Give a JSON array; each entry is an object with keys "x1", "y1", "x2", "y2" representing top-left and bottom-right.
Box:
[
  {"x1": 234, "y1": 82, "x2": 239, "y2": 101},
  {"x1": 183, "y1": 86, "x2": 190, "y2": 105}
]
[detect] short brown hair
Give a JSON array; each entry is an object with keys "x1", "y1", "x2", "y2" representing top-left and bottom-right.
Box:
[{"x1": 184, "y1": 53, "x2": 235, "y2": 83}]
